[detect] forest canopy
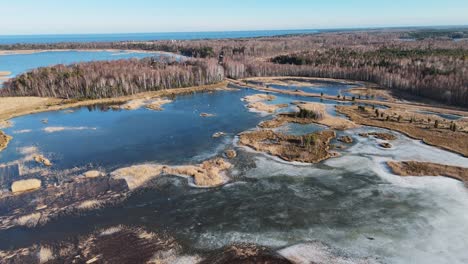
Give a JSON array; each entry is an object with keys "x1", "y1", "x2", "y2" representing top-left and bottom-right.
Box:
[{"x1": 1, "y1": 29, "x2": 467, "y2": 106}]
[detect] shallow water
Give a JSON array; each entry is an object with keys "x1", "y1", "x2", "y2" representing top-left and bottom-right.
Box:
[
  {"x1": 416, "y1": 110, "x2": 463, "y2": 120},
  {"x1": 0, "y1": 50, "x2": 171, "y2": 78},
  {"x1": 268, "y1": 82, "x2": 386, "y2": 102},
  {"x1": 1, "y1": 81, "x2": 468, "y2": 263},
  {"x1": 1, "y1": 90, "x2": 262, "y2": 172}
]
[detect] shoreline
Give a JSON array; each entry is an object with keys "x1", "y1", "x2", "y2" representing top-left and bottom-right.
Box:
[
  {"x1": 233, "y1": 77, "x2": 468, "y2": 116},
  {"x1": 0, "y1": 81, "x2": 229, "y2": 122},
  {"x1": 0, "y1": 82, "x2": 230, "y2": 155},
  {"x1": 1, "y1": 76, "x2": 467, "y2": 158},
  {"x1": 0, "y1": 49, "x2": 178, "y2": 56},
  {"x1": 336, "y1": 105, "x2": 468, "y2": 157}
]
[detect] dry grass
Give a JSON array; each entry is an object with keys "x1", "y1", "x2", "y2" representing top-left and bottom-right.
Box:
[
  {"x1": 347, "y1": 87, "x2": 393, "y2": 101},
  {"x1": 239, "y1": 129, "x2": 337, "y2": 163},
  {"x1": 14, "y1": 212, "x2": 41, "y2": 227},
  {"x1": 337, "y1": 105, "x2": 468, "y2": 156},
  {"x1": 84, "y1": 170, "x2": 104, "y2": 178},
  {"x1": 0, "y1": 131, "x2": 12, "y2": 152},
  {"x1": 296, "y1": 102, "x2": 326, "y2": 120},
  {"x1": 111, "y1": 158, "x2": 232, "y2": 189},
  {"x1": 259, "y1": 102, "x2": 358, "y2": 131},
  {"x1": 247, "y1": 102, "x2": 287, "y2": 113},
  {"x1": 33, "y1": 155, "x2": 52, "y2": 166},
  {"x1": 243, "y1": 94, "x2": 276, "y2": 103},
  {"x1": 0, "y1": 97, "x2": 59, "y2": 121},
  {"x1": 146, "y1": 98, "x2": 173, "y2": 111},
  {"x1": 359, "y1": 132, "x2": 397, "y2": 140},
  {"x1": 0, "y1": 120, "x2": 12, "y2": 129},
  {"x1": 38, "y1": 247, "x2": 54, "y2": 263},
  {"x1": 120, "y1": 99, "x2": 148, "y2": 110},
  {"x1": 100, "y1": 226, "x2": 124, "y2": 236},
  {"x1": 296, "y1": 103, "x2": 358, "y2": 130},
  {"x1": 233, "y1": 77, "x2": 468, "y2": 119},
  {"x1": 111, "y1": 164, "x2": 165, "y2": 190},
  {"x1": 165, "y1": 158, "x2": 232, "y2": 187},
  {"x1": 242, "y1": 94, "x2": 287, "y2": 114},
  {"x1": 11, "y1": 179, "x2": 42, "y2": 193},
  {"x1": 77, "y1": 200, "x2": 103, "y2": 210},
  {"x1": 0, "y1": 71, "x2": 11, "y2": 76},
  {"x1": 388, "y1": 161, "x2": 468, "y2": 183}
]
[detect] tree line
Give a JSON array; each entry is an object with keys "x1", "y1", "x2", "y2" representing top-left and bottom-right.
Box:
[
  {"x1": 231, "y1": 47, "x2": 468, "y2": 107},
  {"x1": 1, "y1": 29, "x2": 467, "y2": 106},
  {"x1": 0, "y1": 58, "x2": 224, "y2": 99}
]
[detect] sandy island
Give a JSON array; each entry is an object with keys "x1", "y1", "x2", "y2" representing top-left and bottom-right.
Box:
[
  {"x1": 387, "y1": 161, "x2": 468, "y2": 184},
  {"x1": 0, "y1": 131, "x2": 12, "y2": 152},
  {"x1": 260, "y1": 102, "x2": 358, "y2": 131},
  {"x1": 111, "y1": 158, "x2": 232, "y2": 189},
  {"x1": 239, "y1": 129, "x2": 337, "y2": 163},
  {"x1": 242, "y1": 94, "x2": 288, "y2": 114}
]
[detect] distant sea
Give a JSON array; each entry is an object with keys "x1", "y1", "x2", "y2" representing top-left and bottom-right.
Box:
[{"x1": 0, "y1": 29, "x2": 319, "y2": 45}]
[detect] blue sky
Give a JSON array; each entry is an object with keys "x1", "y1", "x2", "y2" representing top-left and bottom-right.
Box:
[{"x1": 1, "y1": 0, "x2": 467, "y2": 35}]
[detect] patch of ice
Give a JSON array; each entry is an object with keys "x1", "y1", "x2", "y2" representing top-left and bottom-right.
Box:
[
  {"x1": 13, "y1": 129, "x2": 32, "y2": 134},
  {"x1": 43, "y1": 126, "x2": 97, "y2": 133}
]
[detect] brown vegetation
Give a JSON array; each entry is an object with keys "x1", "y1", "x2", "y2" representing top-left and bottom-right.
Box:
[
  {"x1": 337, "y1": 105, "x2": 468, "y2": 156},
  {"x1": 0, "y1": 175, "x2": 129, "y2": 230},
  {"x1": 224, "y1": 149, "x2": 237, "y2": 159},
  {"x1": 239, "y1": 129, "x2": 336, "y2": 163},
  {"x1": 243, "y1": 94, "x2": 287, "y2": 113},
  {"x1": 338, "y1": 136, "x2": 353, "y2": 144},
  {"x1": 33, "y1": 155, "x2": 52, "y2": 167},
  {"x1": 259, "y1": 102, "x2": 358, "y2": 131},
  {"x1": 11, "y1": 179, "x2": 42, "y2": 194},
  {"x1": 2, "y1": 30, "x2": 467, "y2": 106},
  {"x1": 359, "y1": 132, "x2": 397, "y2": 140},
  {"x1": 200, "y1": 244, "x2": 291, "y2": 264},
  {"x1": 387, "y1": 161, "x2": 468, "y2": 183},
  {"x1": 247, "y1": 102, "x2": 288, "y2": 113},
  {"x1": 379, "y1": 142, "x2": 393, "y2": 148},
  {"x1": 0, "y1": 131, "x2": 12, "y2": 152},
  {"x1": 165, "y1": 158, "x2": 232, "y2": 187},
  {"x1": 83, "y1": 170, "x2": 104, "y2": 178},
  {"x1": 0, "y1": 226, "x2": 184, "y2": 264},
  {"x1": 145, "y1": 98, "x2": 172, "y2": 111},
  {"x1": 111, "y1": 158, "x2": 232, "y2": 189}
]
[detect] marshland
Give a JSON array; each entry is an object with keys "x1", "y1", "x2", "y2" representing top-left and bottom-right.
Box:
[{"x1": 0, "y1": 27, "x2": 467, "y2": 264}]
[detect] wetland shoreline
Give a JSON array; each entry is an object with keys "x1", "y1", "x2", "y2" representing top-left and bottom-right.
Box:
[{"x1": 1, "y1": 76, "x2": 468, "y2": 263}]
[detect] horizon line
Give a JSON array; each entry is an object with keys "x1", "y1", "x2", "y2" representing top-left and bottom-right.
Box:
[{"x1": 1, "y1": 25, "x2": 467, "y2": 37}]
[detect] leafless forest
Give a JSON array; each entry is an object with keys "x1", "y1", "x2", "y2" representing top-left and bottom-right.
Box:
[
  {"x1": 1, "y1": 29, "x2": 467, "y2": 106},
  {"x1": 1, "y1": 58, "x2": 223, "y2": 98}
]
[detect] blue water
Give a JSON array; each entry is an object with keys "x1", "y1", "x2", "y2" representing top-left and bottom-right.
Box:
[
  {"x1": 1, "y1": 83, "x2": 467, "y2": 263},
  {"x1": 0, "y1": 30, "x2": 319, "y2": 45},
  {"x1": 0, "y1": 50, "x2": 168, "y2": 77},
  {"x1": 0, "y1": 90, "x2": 263, "y2": 171}
]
